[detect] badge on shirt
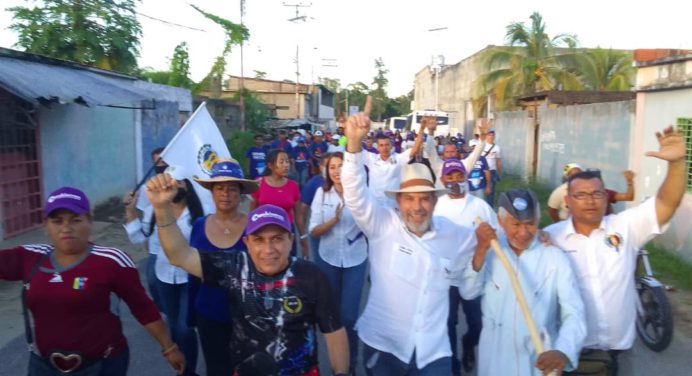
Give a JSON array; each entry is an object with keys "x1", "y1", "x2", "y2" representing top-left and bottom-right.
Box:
[
  {"x1": 72, "y1": 277, "x2": 88, "y2": 290},
  {"x1": 605, "y1": 233, "x2": 623, "y2": 252},
  {"x1": 49, "y1": 273, "x2": 63, "y2": 283},
  {"x1": 283, "y1": 296, "x2": 303, "y2": 314}
]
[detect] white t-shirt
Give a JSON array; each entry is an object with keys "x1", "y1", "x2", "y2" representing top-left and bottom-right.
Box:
[
  {"x1": 482, "y1": 143, "x2": 501, "y2": 171},
  {"x1": 547, "y1": 183, "x2": 569, "y2": 220}
]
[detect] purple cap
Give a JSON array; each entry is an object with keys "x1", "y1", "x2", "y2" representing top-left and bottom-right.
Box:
[
  {"x1": 44, "y1": 187, "x2": 90, "y2": 216},
  {"x1": 297, "y1": 137, "x2": 306, "y2": 143},
  {"x1": 246, "y1": 204, "x2": 292, "y2": 235},
  {"x1": 442, "y1": 158, "x2": 466, "y2": 176},
  {"x1": 488, "y1": 128, "x2": 496, "y2": 134}
]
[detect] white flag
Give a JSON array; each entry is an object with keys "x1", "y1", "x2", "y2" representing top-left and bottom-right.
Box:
[
  {"x1": 160, "y1": 101, "x2": 231, "y2": 178},
  {"x1": 136, "y1": 101, "x2": 229, "y2": 213}
]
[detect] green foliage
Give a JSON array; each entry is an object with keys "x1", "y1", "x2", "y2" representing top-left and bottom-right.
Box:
[
  {"x1": 476, "y1": 12, "x2": 580, "y2": 110},
  {"x1": 319, "y1": 77, "x2": 341, "y2": 93},
  {"x1": 564, "y1": 48, "x2": 634, "y2": 91},
  {"x1": 138, "y1": 68, "x2": 171, "y2": 84},
  {"x1": 8, "y1": 0, "x2": 142, "y2": 74},
  {"x1": 230, "y1": 89, "x2": 270, "y2": 132},
  {"x1": 646, "y1": 244, "x2": 692, "y2": 292},
  {"x1": 190, "y1": 5, "x2": 249, "y2": 97},
  {"x1": 253, "y1": 70, "x2": 267, "y2": 79},
  {"x1": 168, "y1": 42, "x2": 193, "y2": 88},
  {"x1": 383, "y1": 90, "x2": 413, "y2": 118},
  {"x1": 370, "y1": 58, "x2": 389, "y2": 121},
  {"x1": 190, "y1": 4, "x2": 249, "y2": 56},
  {"x1": 226, "y1": 130, "x2": 256, "y2": 176},
  {"x1": 344, "y1": 82, "x2": 370, "y2": 113}
]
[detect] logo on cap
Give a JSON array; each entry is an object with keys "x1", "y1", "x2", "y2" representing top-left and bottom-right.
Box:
[
  {"x1": 251, "y1": 211, "x2": 285, "y2": 222},
  {"x1": 47, "y1": 193, "x2": 82, "y2": 203},
  {"x1": 512, "y1": 197, "x2": 528, "y2": 211}
]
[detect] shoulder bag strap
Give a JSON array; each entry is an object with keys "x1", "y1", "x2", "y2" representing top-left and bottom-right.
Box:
[
  {"x1": 482, "y1": 143, "x2": 495, "y2": 157},
  {"x1": 22, "y1": 252, "x2": 48, "y2": 348}
]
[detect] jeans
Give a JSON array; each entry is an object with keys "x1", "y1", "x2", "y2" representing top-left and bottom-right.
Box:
[
  {"x1": 157, "y1": 281, "x2": 198, "y2": 375},
  {"x1": 197, "y1": 315, "x2": 234, "y2": 376},
  {"x1": 485, "y1": 170, "x2": 500, "y2": 207},
  {"x1": 314, "y1": 250, "x2": 367, "y2": 369},
  {"x1": 363, "y1": 345, "x2": 451, "y2": 376},
  {"x1": 448, "y1": 287, "x2": 482, "y2": 375},
  {"x1": 295, "y1": 167, "x2": 309, "y2": 189},
  {"x1": 146, "y1": 254, "x2": 163, "y2": 311},
  {"x1": 28, "y1": 347, "x2": 129, "y2": 376}
]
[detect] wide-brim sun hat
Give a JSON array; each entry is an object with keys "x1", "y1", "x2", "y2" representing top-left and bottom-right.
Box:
[
  {"x1": 193, "y1": 158, "x2": 259, "y2": 193},
  {"x1": 385, "y1": 163, "x2": 447, "y2": 199}
]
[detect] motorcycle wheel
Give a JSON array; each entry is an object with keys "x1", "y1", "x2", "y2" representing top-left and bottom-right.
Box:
[{"x1": 636, "y1": 284, "x2": 674, "y2": 352}]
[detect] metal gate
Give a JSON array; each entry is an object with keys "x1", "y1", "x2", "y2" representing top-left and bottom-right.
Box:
[{"x1": 0, "y1": 89, "x2": 42, "y2": 238}]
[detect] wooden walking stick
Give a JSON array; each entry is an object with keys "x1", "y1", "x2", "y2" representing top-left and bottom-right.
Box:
[{"x1": 475, "y1": 217, "x2": 556, "y2": 376}]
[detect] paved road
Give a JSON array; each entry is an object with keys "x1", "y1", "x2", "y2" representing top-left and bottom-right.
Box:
[{"x1": 1, "y1": 223, "x2": 692, "y2": 375}]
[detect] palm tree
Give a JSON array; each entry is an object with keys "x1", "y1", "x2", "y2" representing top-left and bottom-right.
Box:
[
  {"x1": 566, "y1": 48, "x2": 634, "y2": 91},
  {"x1": 476, "y1": 12, "x2": 580, "y2": 110}
]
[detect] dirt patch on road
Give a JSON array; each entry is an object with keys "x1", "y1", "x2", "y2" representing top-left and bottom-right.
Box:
[{"x1": 667, "y1": 288, "x2": 692, "y2": 338}]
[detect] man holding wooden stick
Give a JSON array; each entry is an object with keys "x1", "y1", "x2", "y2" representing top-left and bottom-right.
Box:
[{"x1": 460, "y1": 189, "x2": 586, "y2": 375}]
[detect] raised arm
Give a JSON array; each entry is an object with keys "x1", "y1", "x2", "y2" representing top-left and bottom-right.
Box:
[
  {"x1": 343, "y1": 97, "x2": 391, "y2": 237},
  {"x1": 645, "y1": 126, "x2": 687, "y2": 226},
  {"x1": 612, "y1": 170, "x2": 635, "y2": 202},
  {"x1": 462, "y1": 120, "x2": 489, "y2": 172},
  {"x1": 146, "y1": 174, "x2": 202, "y2": 278}
]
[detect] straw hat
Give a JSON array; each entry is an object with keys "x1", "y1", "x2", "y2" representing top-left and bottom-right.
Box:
[
  {"x1": 193, "y1": 158, "x2": 259, "y2": 193},
  {"x1": 385, "y1": 163, "x2": 446, "y2": 199}
]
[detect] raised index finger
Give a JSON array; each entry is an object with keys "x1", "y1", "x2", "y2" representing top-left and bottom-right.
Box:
[{"x1": 363, "y1": 96, "x2": 372, "y2": 116}]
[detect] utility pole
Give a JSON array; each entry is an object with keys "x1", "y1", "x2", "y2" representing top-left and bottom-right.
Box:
[
  {"x1": 239, "y1": 0, "x2": 246, "y2": 131},
  {"x1": 284, "y1": 2, "x2": 312, "y2": 119}
]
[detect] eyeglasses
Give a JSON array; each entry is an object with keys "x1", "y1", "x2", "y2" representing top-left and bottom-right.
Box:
[{"x1": 570, "y1": 191, "x2": 607, "y2": 200}]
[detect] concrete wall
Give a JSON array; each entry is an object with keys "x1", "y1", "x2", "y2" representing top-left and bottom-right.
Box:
[
  {"x1": 634, "y1": 88, "x2": 692, "y2": 261},
  {"x1": 39, "y1": 104, "x2": 137, "y2": 205},
  {"x1": 537, "y1": 101, "x2": 635, "y2": 192},
  {"x1": 493, "y1": 110, "x2": 534, "y2": 179},
  {"x1": 140, "y1": 100, "x2": 183, "y2": 175}
]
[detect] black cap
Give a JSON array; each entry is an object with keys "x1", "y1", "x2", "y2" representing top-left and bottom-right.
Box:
[{"x1": 498, "y1": 189, "x2": 538, "y2": 223}]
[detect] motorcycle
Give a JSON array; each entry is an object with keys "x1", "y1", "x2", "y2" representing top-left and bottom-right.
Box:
[{"x1": 635, "y1": 248, "x2": 674, "y2": 352}]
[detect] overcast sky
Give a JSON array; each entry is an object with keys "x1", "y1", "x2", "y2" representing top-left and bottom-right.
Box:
[{"x1": 1, "y1": 0, "x2": 690, "y2": 97}]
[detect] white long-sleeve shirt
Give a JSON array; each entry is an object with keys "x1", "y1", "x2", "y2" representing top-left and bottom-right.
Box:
[
  {"x1": 433, "y1": 193, "x2": 498, "y2": 230},
  {"x1": 342, "y1": 150, "x2": 476, "y2": 368},
  {"x1": 460, "y1": 237, "x2": 586, "y2": 375},
  {"x1": 544, "y1": 197, "x2": 666, "y2": 350},
  {"x1": 428, "y1": 140, "x2": 486, "y2": 189},
  {"x1": 309, "y1": 187, "x2": 368, "y2": 267},
  {"x1": 124, "y1": 206, "x2": 192, "y2": 284}
]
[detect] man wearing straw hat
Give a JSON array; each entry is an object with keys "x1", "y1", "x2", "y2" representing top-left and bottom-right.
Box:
[
  {"x1": 341, "y1": 99, "x2": 477, "y2": 375},
  {"x1": 462, "y1": 189, "x2": 586, "y2": 375}
]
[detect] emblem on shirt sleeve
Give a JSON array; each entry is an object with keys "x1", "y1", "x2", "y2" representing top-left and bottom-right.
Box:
[
  {"x1": 605, "y1": 233, "x2": 623, "y2": 252},
  {"x1": 72, "y1": 277, "x2": 88, "y2": 290},
  {"x1": 283, "y1": 296, "x2": 303, "y2": 314},
  {"x1": 49, "y1": 273, "x2": 63, "y2": 283}
]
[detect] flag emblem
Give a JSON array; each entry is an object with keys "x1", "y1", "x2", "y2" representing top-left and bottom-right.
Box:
[
  {"x1": 197, "y1": 144, "x2": 219, "y2": 176},
  {"x1": 72, "y1": 277, "x2": 88, "y2": 290}
]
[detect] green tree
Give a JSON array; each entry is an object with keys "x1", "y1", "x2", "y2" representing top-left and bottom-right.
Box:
[
  {"x1": 8, "y1": 0, "x2": 142, "y2": 73},
  {"x1": 476, "y1": 12, "x2": 580, "y2": 109},
  {"x1": 191, "y1": 4, "x2": 249, "y2": 94},
  {"x1": 229, "y1": 89, "x2": 270, "y2": 131},
  {"x1": 567, "y1": 48, "x2": 634, "y2": 91},
  {"x1": 370, "y1": 57, "x2": 389, "y2": 121},
  {"x1": 138, "y1": 68, "x2": 171, "y2": 84},
  {"x1": 253, "y1": 70, "x2": 267, "y2": 79},
  {"x1": 168, "y1": 42, "x2": 193, "y2": 88},
  {"x1": 383, "y1": 90, "x2": 413, "y2": 118},
  {"x1": 344, "y1": 82, "x2": 370, "y2": 114}
]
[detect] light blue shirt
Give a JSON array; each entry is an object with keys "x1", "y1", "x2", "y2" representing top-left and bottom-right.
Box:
[{"x1": 460, "y1": 236, "x2": 586, "y2": 375}]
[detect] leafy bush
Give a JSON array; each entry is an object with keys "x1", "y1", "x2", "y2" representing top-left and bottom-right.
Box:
[{"x1": 226, "y1": 130, "x2": 256, "y2": 177}]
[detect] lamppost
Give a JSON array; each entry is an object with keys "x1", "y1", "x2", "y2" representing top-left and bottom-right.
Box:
[
  {"x1": 284, "y1": 2, "x2": 312, "y2": 119},
  {"x1": 427, "y1": 26, "x2": 447, "y2": 111}
]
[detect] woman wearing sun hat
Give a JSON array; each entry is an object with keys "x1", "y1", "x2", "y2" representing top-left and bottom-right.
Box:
[
  {"x1": 188, "y1": 158, "x2": 259, "y2": 376},
  {"x1": 0, "y1": 187, "x2": 184, "y2": 375}
]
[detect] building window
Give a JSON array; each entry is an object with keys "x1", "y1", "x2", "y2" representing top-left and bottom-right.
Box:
[{"x1": 679, "y1": 117, "x2": 692, "y2": 191}]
